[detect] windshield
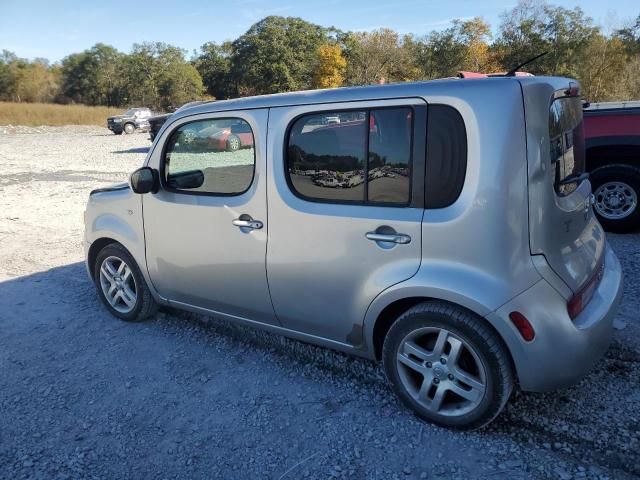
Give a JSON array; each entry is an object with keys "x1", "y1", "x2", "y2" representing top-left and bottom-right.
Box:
[
  {"x1": 549, "y1": 96, "x2": 585, "y2": 196},
  {"x1": 123, "y1": 109, "x2": 139, "y2": 116}
]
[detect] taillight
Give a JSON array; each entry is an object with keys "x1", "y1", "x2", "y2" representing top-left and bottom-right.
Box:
[
  {"x1": 509, "y1": 311, "x2": 535, "y2": 341},
  {"x1": 567, "y1": 259, "x2": 604, "y2": 320}
]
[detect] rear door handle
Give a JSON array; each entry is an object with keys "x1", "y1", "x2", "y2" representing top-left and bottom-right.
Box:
[
  {"x1": 365, "y1": 232, "x2": 411, "y2": 244},
  {"x1": 232, "y1": 216, "x2": 263, "y2": 230}
]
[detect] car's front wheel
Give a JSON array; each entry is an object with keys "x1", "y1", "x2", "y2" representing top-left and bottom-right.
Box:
[
  {"x1": 123, "y1": 123, "x2": 135, "y2": 135},
  {"x1": 591, "y1": 164, "x2": 640, "y2": 233},
  {"x1": 383, "y1": 302, "x2": 514, "y2": 430},
  {"x1": 94, "y1": 243, "x2": 157, "y2": 322}
]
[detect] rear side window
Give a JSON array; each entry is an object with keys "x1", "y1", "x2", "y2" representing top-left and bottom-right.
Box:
[
  {"x1": 424, "y1": 105, "x2": 467, "y2": 208},
  {"x1": 287, "y1": 108, "x2": 413, "y2": 205},
  {"x1": 549, "y1": 97, "x2": 585, "y2": 196}
]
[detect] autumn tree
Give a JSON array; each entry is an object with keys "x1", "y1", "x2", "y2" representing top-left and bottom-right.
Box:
[
  {"x1": 312, "y1": 44, "x2": 346, "y2": 88},
  {"x1": 415, "y1": 17, "x2": 498, "y2": 79},
  {"x1": 576, "y1": 34, "x2": 629, "y2": 101},
  {"x1": 342, "y1": 29, "x2": 418, "y2": 85}
]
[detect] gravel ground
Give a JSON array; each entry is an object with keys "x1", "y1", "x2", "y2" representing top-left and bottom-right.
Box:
[{"x1": 0, "y1": 126, "x2": 638, "y2": 480}]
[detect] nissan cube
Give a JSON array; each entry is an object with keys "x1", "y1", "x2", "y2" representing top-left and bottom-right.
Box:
[{"x1": 84, "y1": 77, "x2": 623, "y2": 429}]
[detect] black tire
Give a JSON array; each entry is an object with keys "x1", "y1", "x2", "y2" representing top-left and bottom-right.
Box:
[
  {"x1": 590, "y1": 164, "x2": 640, "y2": 233},
  {"x1": 226, "y1": 134, "x2": 241, "y2": 152},
  {"x1": 382, "y1": 301, "x2": 514, "y2": 430},
  {"x1": 123, "y1": 123, "x2": 135, "y2": 135},
  {"x1": 93, "y1": 243, "x2": 157, "y2": 322}
]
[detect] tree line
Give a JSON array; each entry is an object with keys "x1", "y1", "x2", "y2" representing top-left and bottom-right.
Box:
[{"x1": 1, "y1": 0, "x2": 639, "y2": 111}]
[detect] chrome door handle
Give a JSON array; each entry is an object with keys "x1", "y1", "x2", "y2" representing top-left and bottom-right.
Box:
[
  {"x1": 365, "y1": 232, "x2": 411, "y2": 244},
  {"x1": 232, "y1": 217, "x2": 263, "y2": 230}
]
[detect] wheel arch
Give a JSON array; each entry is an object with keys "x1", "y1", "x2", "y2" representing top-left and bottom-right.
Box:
[
  {"x1": 586, "y1": 136, "x2": 640, "y2": 171},
  {"x1": 364, "y1": 287, "x2": 517, "y2": 371},
  {"x1": 87, "y1": 237, "x2": 119, "y2": 280}
]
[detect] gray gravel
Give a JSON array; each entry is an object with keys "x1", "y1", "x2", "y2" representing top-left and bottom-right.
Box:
[{"x1": 0, "y1": 127, "x2": 638, "y2": 479}]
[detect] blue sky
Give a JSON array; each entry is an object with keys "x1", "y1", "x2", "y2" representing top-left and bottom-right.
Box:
[{"x1": 1, "y1": 0, "x2": 639, "y2": 62}]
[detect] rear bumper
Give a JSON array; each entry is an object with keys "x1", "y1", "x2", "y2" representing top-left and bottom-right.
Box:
[{"x1": 487, "y1": 243, "x2": 623, "y2": 392}]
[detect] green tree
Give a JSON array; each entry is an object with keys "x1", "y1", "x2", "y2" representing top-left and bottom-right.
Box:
[
  {"x1": 495, "y1": 1, "x2": 597, "y2": 76},
  {"x1": 118, "y1": 42, "x2": 204, "y2": 110},
  {"x1": 60, "y1": 43, "x2": 121, "y2": 105},
  {"x1": 230, "y1": 16, "x2": 330, "y2": 95},
  {"x1": 0, "y1": 50, "x2": 18, "y2": 101},
  {"x1": 615, "y1": 15, "x2": 640, "y2": 55},
  {"x1": 194, "y1": 41, "x2": 233, "y2": 100}
]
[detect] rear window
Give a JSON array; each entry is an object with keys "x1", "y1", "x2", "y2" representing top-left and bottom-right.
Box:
[{"x1": 549, "y1": 96, "x2": 585, "y2": 196}]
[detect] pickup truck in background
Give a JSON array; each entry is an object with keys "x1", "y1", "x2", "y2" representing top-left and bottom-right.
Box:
[
  {"x1": 584, "y1": 101, "x2": 640, "y2": 232},
  {"x1": 107, "y1": 107, "x2": 153, "y2": 135}
]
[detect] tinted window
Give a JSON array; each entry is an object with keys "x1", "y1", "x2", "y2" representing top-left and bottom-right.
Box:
[
  {"x1": 368, "y1": 108, "x2": 412, "y2": 203},
  {"x1": 549, "y1": 97, "x2": 585, "y2": 196},
  {"x1": 287, "y1": 108, "x2": 413, "y2": 205},
  {"x1": 424, "y1": 105, "x2": 467, "y2": 208},
  {"x1": 164, "y1": 118, "x2": 255, "y2": 195}
]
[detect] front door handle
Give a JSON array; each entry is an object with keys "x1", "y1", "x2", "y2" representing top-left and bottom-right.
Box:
[
  {"x1": 365, "y1": 232, "x2": 411, "y2": 244},
  {"x1": 232, "y1": 216, "x2": 263, "y2": 230}
]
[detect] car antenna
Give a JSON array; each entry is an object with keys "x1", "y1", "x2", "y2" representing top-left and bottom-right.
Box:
[{"x1": 505, "y1": 51, "x2": 548, "y2": 77}]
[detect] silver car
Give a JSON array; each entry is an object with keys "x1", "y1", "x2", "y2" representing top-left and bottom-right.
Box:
[{"x1": 84, "y1": 77, "x2": 623, "y2": 429}]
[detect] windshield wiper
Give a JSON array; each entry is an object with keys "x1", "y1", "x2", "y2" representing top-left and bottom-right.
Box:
[{"x1": 559, "y1": 172, "x2": 589, "y2": 185}]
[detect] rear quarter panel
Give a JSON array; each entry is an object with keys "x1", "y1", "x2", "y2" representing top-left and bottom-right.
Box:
[{"x1": 364, "y1": 80, "x2": 541, "y2": 354}]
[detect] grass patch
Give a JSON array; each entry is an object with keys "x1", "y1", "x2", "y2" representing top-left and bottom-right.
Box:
[{"x1": 0, "y1": 102, "x2": 123, "y2": 126}]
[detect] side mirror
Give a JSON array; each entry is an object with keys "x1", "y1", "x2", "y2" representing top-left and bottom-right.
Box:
[{"x1": 130, "y1": 167, "x2": 159, "y2": 194}]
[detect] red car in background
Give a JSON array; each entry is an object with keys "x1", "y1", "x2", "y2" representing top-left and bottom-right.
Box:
[
  {"x1": 181, "y1": 120, "x2": 255, "y2": 152},
  {"x1": 207, "y1": 120, "x2": 254, "y2": 151},
  {"x1": 584, "y1": 101, "x2": 640, "y2": 232}
]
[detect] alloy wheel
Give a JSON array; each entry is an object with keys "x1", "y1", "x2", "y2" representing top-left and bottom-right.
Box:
[
  {"x1": 99, "y1": 255, "x2": 137, "y2": 314},
  {"x1": 396, "y1": 327, "x2": 487, "y2": 417}
]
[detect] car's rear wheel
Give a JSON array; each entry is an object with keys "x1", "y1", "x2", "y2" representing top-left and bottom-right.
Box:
[
  {"x1": 123, "y1": 123, "x2": 135, "y2": 135},
  {"x1": 94, "y1": 243, "x2": 157, "y2": 322},
  {"x1": 226, "y1": 134, "x2": 241, "y2": 152},
  {"x1": 383, "y1": 301, "x2": 513, "y2": 430},
  {"x1": 591, "y1": 164, "x2": 640, "y2": 233}
]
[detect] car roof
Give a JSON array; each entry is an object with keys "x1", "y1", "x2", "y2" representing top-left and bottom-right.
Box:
[{"x1": 175, "y1": 76, "x2": 572, "y2": 120}]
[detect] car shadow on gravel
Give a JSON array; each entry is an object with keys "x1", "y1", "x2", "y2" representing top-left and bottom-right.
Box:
[
  {"x1": 112, "y1": 147, "x2": 150, "y2": 154},
  {"x1": 1, "y1": 263, "x2": 639, "y2": 479}
]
